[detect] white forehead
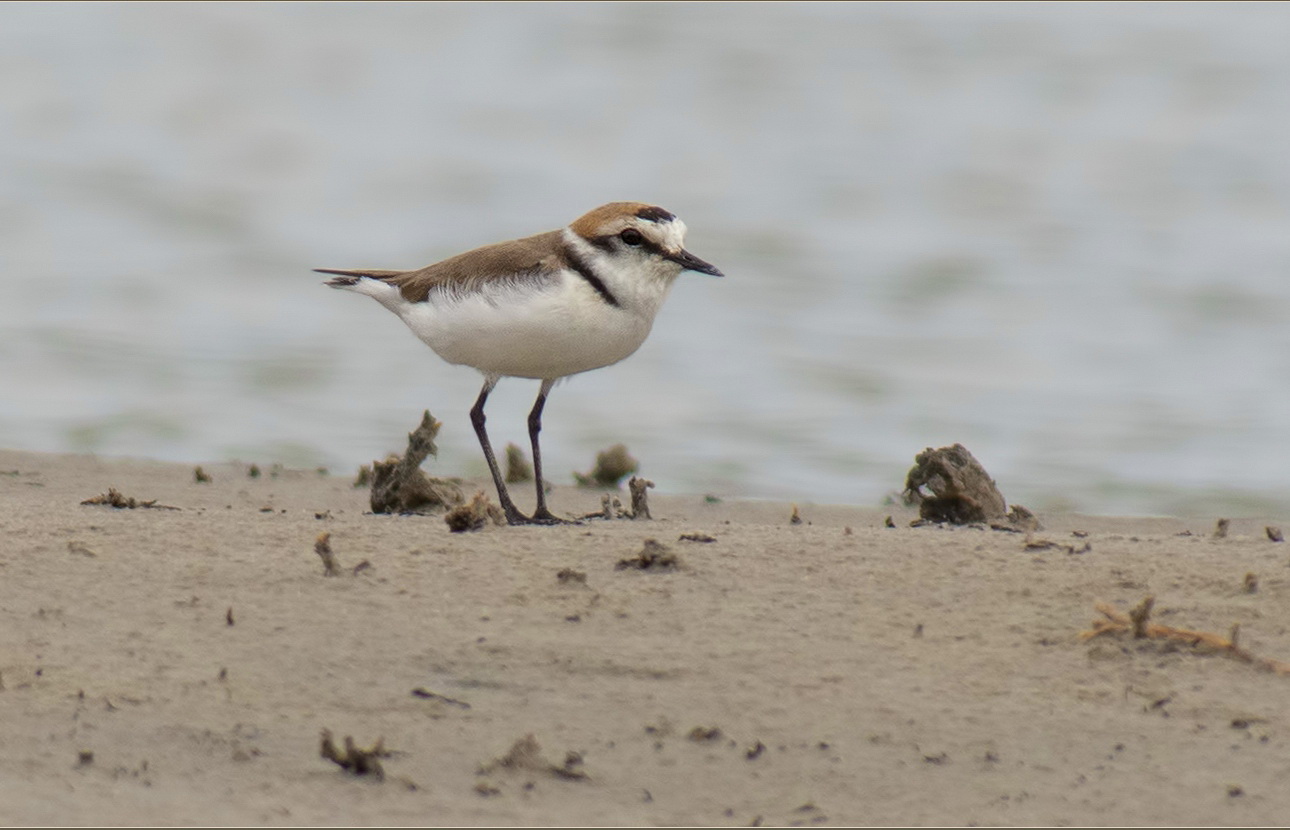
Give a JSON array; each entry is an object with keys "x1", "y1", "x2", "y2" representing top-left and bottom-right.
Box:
[{"x1": 639, "y1": 216, "x2": 687, "y2": 252}]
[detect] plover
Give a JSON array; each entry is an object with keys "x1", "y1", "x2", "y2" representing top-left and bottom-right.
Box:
[{"x1": 319, "y1": 202, "x2": 723, "y2": 525}]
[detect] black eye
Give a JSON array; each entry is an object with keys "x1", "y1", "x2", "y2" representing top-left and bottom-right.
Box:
[{"x1": 619, "y1": 228, "x2": 643, "y2": 246}]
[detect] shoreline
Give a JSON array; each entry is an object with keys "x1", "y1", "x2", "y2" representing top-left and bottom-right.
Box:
[{"x1": 2, "y1": 447, "x2": 1288, "y2": 826}]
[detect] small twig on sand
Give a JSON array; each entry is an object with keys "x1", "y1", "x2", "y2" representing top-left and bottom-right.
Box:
[
  {"x1": 315, "y1": 532, "x2": 340, "y2": 576},
  {"x1": 410, "y1": 688, "x2": 471, "y2": 709},
  {"x1": 1081, "y1": 597, "x2": 1290, "y2": 675}
]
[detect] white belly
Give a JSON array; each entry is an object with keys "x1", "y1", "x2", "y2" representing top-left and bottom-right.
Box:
[{"x1": 396, "y1": 274, "x2": 653, "y2": 380}]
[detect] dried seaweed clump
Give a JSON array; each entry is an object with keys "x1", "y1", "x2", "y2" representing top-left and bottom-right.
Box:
[
  {"x1": 902, "y1": 443, "x2": 1035, "y2": 529},
  {"x1": 628, "y1": 476, "x2": 654, "y2": 519},
  {"x1": 616, "y1": 538, "x2": 679, "y2": 571},
  {"x1": 574, "y1": 444, "x2": 639, "y2": 488},
  {"x1": 444, "y1": 491, "x2": 506, "y2": 533},
  {"x1": 504, "y1": 443, "x2": 534, "y2": 483},
  {"x1": 368, "y1": 410, "x2": 465, "y2": 514}
]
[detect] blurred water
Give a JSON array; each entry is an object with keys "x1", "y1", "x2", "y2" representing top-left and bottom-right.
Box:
[{"x1": 2, "y1": 2, "x2": 1289, "y2": 516}]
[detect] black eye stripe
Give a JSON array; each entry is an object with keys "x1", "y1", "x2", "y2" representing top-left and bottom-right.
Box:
[{"x1": 590, "y1": 233, "x2": 669, "y2": 260}]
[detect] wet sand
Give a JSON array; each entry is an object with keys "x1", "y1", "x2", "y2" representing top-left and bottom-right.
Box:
[{"x1": 2, "y1": 448, "x2": 1288, "y2": 826}]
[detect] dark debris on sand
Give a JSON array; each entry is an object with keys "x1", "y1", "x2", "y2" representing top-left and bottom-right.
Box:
[
  {"x1": 320, "y1": 729, "x2": 389, "y2": 779},
  {"x1": 902, "y1": 443, "x2": 1037, "y2": 530},
  {"x1": 444, "y1": 491, "x2": 506, "y2": 533},
  {"x1": 616, "y1": 539, "x2": 680, "y2": 571},
  {"x1": 80, "y1": 488, "x2": 179, "y2": 510},
  {"x1": 581, "y1": 475, "x2": 655, "y2": 521},
  {"x1": 477, "y1": 734, "x2": 587, "y2": 782},
  {"x1": 556, "y1": 568, "x2": 588, "y2": 586}
]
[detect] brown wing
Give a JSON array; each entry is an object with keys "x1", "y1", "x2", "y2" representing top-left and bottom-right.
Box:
[{"x1": 384, "y1": 230, "x2": 564, "y2": 303}]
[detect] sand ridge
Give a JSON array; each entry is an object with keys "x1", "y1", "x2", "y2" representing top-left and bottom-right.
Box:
[{"x1": 1, "y1": 448, "x2": 1288, "y2": 826}]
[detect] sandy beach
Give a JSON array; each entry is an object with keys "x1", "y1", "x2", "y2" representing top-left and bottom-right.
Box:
[{"x1": 2, "y1": 446, "x2": 1289, "y2": 826}]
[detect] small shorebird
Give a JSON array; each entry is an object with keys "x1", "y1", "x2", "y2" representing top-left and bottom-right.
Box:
[{"x1": 319, "y1": 202, "x2": 723, "y2": 525}]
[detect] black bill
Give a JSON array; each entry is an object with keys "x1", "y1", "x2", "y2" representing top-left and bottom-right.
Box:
[{"x1": 665, "y1": 248, "x2": 724, "y2": 277}]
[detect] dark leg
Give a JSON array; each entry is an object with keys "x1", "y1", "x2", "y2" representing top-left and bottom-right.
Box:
[
  {"x1": 526, "y1": 379, "x2": 568, "y2": 524},
  {"x1": 470, "y1": 376, "x2": 530, "y2": 525}
]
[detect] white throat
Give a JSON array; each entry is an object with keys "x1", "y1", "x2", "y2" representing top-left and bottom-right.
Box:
[{"x1": 560, "y1": 227, "x2": 680, "y2": 323}]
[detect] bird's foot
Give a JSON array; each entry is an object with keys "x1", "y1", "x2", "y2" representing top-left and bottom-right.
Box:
[
  {"x1": 500, "y1": 507, "x2": 577, "y2": 526},
  {"x1": 525, "y1": 507, "x2": 580, "y2": 526},
  {"x1": 502, "y1": 507, "x2": 532, "y2": 526}
]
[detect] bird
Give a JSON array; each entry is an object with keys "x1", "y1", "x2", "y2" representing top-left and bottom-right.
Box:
[{"x1": 318, "y1": 202, "x2": 723, "y2": 525}]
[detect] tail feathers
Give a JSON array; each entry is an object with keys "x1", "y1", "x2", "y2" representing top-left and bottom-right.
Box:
[{"x1": 315, "y1": 267, "x2": 406, "y2": 288}]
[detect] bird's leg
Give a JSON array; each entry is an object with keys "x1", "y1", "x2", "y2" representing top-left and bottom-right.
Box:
[
  {"x1": 470, "y1": 377, "x2": 530, "y2": 525},
  {"x1": 527, "y1": 379, "x2": 570, "y2": 524}
]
